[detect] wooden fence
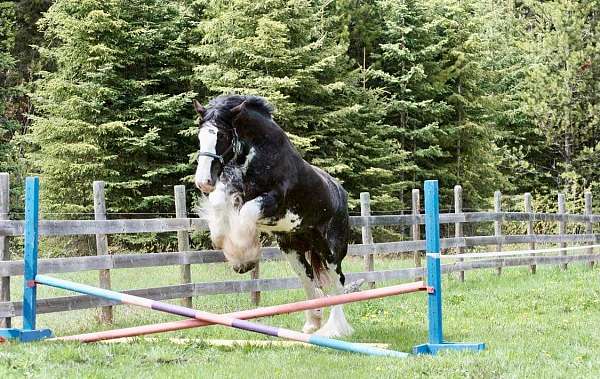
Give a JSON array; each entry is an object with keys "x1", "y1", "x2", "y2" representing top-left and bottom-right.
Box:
[{"x1": 0, "y1": 176, "x2": 598, "y2": 327}]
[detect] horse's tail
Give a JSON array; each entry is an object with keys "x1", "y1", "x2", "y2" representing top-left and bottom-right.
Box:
[{"x1": 309, "y1": 250, "x2": 327, "y2": 286}]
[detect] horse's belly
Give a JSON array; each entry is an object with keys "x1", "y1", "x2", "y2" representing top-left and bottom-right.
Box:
[{"x1": 258, "y1": 210, "x2": 302, "y2": 233}]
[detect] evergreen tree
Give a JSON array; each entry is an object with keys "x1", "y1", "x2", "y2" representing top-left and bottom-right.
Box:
[
  {"x1": 374, "y1": 0, "x2": 504, "y2": 206},
  {"x1": 193, "y1": 0, "x2": 406, "y2": 209},
  {"x1": 520, "y1": 0, "x2": 600, "y2": 200},
  {"x1": 30, "y1": 0, "x2": 197, "y2": 219},
  {"x1": 473, "y1": 1, "x2": 556, "y2": 197},
  {"x1": 0, "y1": 2, "x2": 20, "y2": 174}
]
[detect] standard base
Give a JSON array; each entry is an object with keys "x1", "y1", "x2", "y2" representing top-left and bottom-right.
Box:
[
  {"x1": 0, "y1": 328, "x2": 53, "y2": 342},
  {"x1": 413, "y1": 341, "x2": 485, "y2": 355}
]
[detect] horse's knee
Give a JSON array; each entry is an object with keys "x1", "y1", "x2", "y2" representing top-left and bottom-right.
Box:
[{"x1": 222, "y1": 235, "x2": 261, "y2": 268}]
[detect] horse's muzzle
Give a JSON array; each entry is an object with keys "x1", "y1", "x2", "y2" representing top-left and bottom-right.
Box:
[
  {"x1": 232, "y1": 262, "x2": 257, "y2": 274},
  {"x1": 195, "y1": 179, "x2": 215, "y2": 193}
]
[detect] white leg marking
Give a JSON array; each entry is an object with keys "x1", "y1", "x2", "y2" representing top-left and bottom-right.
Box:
[
  {"x1": 197, "y1": 182, "x2": 231, "y2": 248},
  {"x1": 205, "y1": 182, "x2": 230, "y2": 248},
  {"x1": 223, "y1": 198, "x2": 262, "y2": 266},
  {"x1": 284, "y1": 252, "x2": 323, "y2": 334},
  {"x1": 315, "y1": 265, "x2": 354, "y2": 338}
]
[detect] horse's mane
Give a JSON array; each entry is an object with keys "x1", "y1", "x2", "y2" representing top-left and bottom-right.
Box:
[{"x1": 206, "y1": 95, "x2": 274, "y2": 124}]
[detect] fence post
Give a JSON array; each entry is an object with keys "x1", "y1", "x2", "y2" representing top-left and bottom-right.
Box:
[
  {"x1": 454, "y1": 185, "x2": 464, "y2": 282},
  {"x1": 558, "y1": 193, "x2": 567, "y2": 270},
  {"x1": 93, "y1": 181, "x2": 113, "y2": 323},
  {"x1": 524, "y1": 193, "x2": 536, "y2": 274},
  {"x1": 494, "y1": 191, "x2": 502, "y2": 275},
  {"x1": 0, "y1": 173, "x2": 10, "y2": 328},
  {"x1": 174, "y1": 185, "x2": 193, "y2": 308},
  {"x1": 360, "y1": 192, "x2": 375, "y2": 289},
  {"x1": 585, "y1": 191, "x2": 594, "y2": 269},
  {"x1": 411, "y1": 189, "x2": 422, "y2": 280}
]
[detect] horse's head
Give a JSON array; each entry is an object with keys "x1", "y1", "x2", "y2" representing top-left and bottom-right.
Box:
[
  {"x1": 193, "y1": 95, "x2": 274, "y2": 193},
  {"x1": 193, "y1": 98, "x2": 243, "y2": 193}
]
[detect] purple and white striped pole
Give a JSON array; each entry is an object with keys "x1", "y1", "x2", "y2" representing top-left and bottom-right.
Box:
[{"x1": 36, "y1": 275, "x2": 408, "y2": 357}]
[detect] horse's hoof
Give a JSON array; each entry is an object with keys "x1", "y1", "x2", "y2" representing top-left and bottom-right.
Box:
[
  {"x1": 302, "y1": 322, "x2": 321, "y2": 334},
  {"x1": 314, "y1": 323, "x2": 354, "y2": 338},
  {"x1": 302, "y1": 309, "x2": 322, "y2": 334},
  {"x1": 344, "y1": 279, "x2": 365, "y2": 294}
]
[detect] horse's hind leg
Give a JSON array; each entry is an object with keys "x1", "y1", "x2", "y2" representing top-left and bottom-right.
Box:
[
  {"x1": 314, "y1": 265, "x2": 354, "y2": 338},
  {"x1": 315, "y1": 214, "x2": 353, "y2": 338},
  {"x1": 283, "y1": 250, "x2": 323, "y2": 334}
]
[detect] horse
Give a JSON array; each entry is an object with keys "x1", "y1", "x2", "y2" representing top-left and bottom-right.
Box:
[{"x1": 192, "y1": 95, "x2": 353, "y2": 337}]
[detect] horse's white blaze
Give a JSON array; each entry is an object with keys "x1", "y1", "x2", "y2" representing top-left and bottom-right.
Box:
[
  {"x1": 195, "y1": 124, "x2": 218, "y2": 184},
  {"x1": 258, "y1": 210, "x2": 302, "y2": 233}
]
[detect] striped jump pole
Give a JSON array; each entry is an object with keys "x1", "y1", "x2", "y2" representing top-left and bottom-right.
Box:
[
  {"x1": 412, "y1": 180, "x2": 485, "y2": 355},
  {"x1": 36, "y1": 274, "x2": 408, "y2": 358},
  {"x1": 57, "y1": 281, "x2": 426, "y2": 342}
]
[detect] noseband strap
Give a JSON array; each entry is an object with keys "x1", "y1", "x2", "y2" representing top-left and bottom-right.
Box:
[{"x1": 197, "y1": 127, "x2": 242, "y2": 166}]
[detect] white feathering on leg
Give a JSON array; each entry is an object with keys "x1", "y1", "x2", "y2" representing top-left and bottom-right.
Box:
[{"x1": 314, "y1": 265, "x2": 354, "y2": 338}]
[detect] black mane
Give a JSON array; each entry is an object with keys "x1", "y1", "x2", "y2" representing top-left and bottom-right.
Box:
[{"x1": 204, "y1": 95, "x2": 274, "y2": 127}]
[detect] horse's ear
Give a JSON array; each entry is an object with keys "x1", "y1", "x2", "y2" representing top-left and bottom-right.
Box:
[
  {"x1": 230, "y1": 101, "x2": 246, "y2": 115},
  {"x1": 192, "y1": 99, "x2": 206, "y2": 115}
]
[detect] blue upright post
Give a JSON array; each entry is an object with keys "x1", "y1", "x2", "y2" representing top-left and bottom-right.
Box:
[
  {"x1": 424, "y1": 180, "x2": 443, "y2": 345},
  {"x1": 413, "y1": 180, "x2": 484, "y2": 355},
  {"x1": 23, "y1": 176, "x2": 40, "y2": 330},
  {"x1": 0, "y1": 176, "x2": 51, "y2": 342}
]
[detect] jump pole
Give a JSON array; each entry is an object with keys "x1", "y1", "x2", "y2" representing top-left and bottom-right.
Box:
[
  {"x1": 35, "y1": 274, "x2": 408, "y2": 358},
  {"x1": 57, "y1": 281, "x2": 427, "y2": 342},
  {"x1": 412, "y1": 180, "x2": 485, "y2": 354}
]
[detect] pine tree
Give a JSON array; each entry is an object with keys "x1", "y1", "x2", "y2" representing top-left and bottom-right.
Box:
[
  {"x1": 471, "y1": 1, "x2": 556, "y2": 197},
  {"x1": 193, "y1": 0, "x2": 406, "y2": 209},
  {"x1": 520, "y1": 0, "x2": 600, "y2": 200},
  {"x1": 373, "y1": 0, "x2": 504, "y2": 206},
  {"x1": 0, "y1": 2, "x2": 20, "y2": 174},
  {"x1": 30, "y1": 0, "x2": 197, "y2": 219}
]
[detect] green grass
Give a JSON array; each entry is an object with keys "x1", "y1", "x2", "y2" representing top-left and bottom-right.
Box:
[{"x1": 2, "y1": 258, "x2": 600, "y2": 378}]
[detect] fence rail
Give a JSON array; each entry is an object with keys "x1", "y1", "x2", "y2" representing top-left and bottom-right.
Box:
[
  {"x1": 1, "y1": 253, "x2": 597, "y2": 318},
  {"x1": 0, "y1": 175, "x2": 597, "y2": 325},
  {"x1": 1, "y1": 211, "x2": 600, "y2": 237}
]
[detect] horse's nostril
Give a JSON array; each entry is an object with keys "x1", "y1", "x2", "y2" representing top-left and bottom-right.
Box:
[{"x1": 195, "y1": 179, "x2": 215, "y2": 193}]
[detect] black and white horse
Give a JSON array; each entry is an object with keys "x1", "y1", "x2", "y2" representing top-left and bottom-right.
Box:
[{"x1": 193, "y1": 95, "x2": 353, "y2": 337}]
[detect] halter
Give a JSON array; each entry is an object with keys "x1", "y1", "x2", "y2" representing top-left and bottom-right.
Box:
[{"x1": 197, "y1": 126, "x2": 243, "y2": 166}]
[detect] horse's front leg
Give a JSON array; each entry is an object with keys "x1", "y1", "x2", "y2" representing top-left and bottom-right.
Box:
[
  {"x1": 205, "y1": 182, "x2": 230, "y2": 249},
  {"x1": 225, "y1": 190, "x2": 281, "y2": 272}
]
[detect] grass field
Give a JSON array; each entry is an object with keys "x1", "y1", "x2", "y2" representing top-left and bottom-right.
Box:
[{"x1": 1, "y1": 257, "x2": 600, "y2": 378}]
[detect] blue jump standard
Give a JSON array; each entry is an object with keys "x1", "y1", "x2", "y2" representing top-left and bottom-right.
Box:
[
  {"x1": 0, "y1": 177, "x2": 52, "y2": 342},
  {"x1": 412, "y1": 180, "x2": 485, "y2": 355}
]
